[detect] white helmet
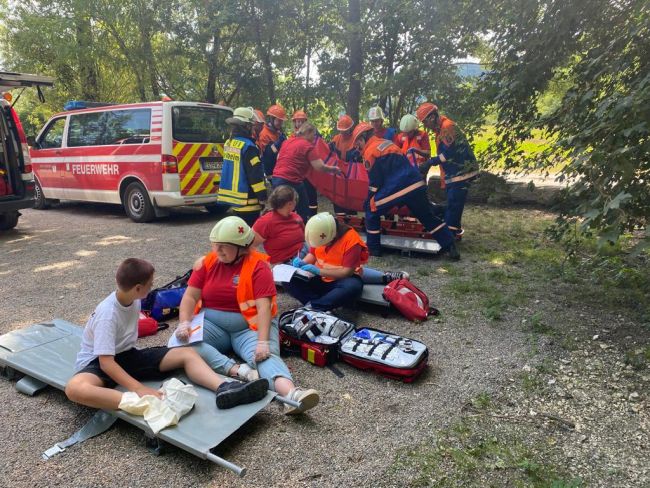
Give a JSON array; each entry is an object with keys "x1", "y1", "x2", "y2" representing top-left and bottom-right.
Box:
[
  {"x1": 209, "y1": 216, "x2": 255, "y2": 246},
  {"x1": 399, "y1": 114, "x2": 419, "y2": 132},
  {"x1": 367, "y1": 106, "x2": 385, "y2": 121},
  {"x1": 226, "y1": 107, "x2": 255, "y2": 126},
  {"x1": 305, "y1": 212, "x2": 337, "y2": 248}
]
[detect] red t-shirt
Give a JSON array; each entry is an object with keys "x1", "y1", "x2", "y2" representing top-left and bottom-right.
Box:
[
  {"x1": 273, "y1": 137, "x2": 317, "y2": 183},
  {"x1": 309, "y1": 243, "x2": 363, "y2": 269},
  {"x1": 253, "y1": 210, "x2": 305, "y2": 264},
  {"x1": 188, "y1": 258, "x2": 276, "y2": 312}
]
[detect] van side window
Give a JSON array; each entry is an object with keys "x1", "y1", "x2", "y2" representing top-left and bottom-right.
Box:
[
  {"x1": 39, "y1": 118, "x2": 66, "y2": 149},
  {"x1": 68, "y1": 109, "x2": 151, "y2": 147}
]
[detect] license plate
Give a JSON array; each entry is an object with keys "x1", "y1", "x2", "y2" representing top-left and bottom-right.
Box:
[{"x1": 200, "y1": 157, "x2": 222, "y2": 172}]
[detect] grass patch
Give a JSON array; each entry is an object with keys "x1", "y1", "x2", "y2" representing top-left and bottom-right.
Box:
[{"x1": 393, "y1": 418, "x2": 582, "y2": 487}]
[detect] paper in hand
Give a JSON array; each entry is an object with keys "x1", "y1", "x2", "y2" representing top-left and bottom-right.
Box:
[{"x1": 168, "y1": 312, "x2": 204, "y2": 348}]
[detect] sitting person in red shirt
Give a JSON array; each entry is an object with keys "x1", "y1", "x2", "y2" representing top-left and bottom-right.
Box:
[
  {"x1": 175, "y1": 216, "x2": 319, "y2": 415},
  {"x1": 252, "y1": 185, "x2": 305, "y2": 265},
  {"x1": 282, "y1": 213, "x2": 367, "y2": 311}
]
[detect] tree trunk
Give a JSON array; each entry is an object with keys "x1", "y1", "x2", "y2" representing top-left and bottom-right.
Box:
[
  {"x1": 346, "y1": 0, "x2": 362, "y2": 122},
  {"x1": 205, "y1": 32, "x2": 220, "y2": 103},
  {"x1": 75, "y1": 16, "x2": 100, "y2": 101},
  {"x1": 250, "y1": 1, "x2": 275, "y2": 103},
  {"x1": 304, "y1": 44, "x2": 311, "y2": 110}
]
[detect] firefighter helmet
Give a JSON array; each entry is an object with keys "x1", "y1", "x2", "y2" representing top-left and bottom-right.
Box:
[
  {"x1": 351, "y1": 122, "x2": 373, "y2": 143},
  {"x1": 267, "y1": 104, "x2": 288, "y2": 121},
  {"x1": 292, "y1": 110, "x2": 308, "y2": 121},
  {"x1": 399, "y1": 114, "x2": 419, "y2": 132},
  {"x1": 253, "y1": 109, "x2": 265, "y2": 124},
  {"x1": 368, "y1": 106, "x2": 385, "y2": 121},
  {"x1": 209, "y1": 216, "x2": 255, "y2": 246},
  {"x1": 305, "y1": 212, "x2": 337, "y2": 248},
  {"x1": 336, "y1": 114, "x2": 354, "y2": 131},
  {"x1": 416, "y1": 102, "x2": 438, "y2": 122},
  {"x1": 226, "y1": 107, "x2": 255, "y2": 126}
]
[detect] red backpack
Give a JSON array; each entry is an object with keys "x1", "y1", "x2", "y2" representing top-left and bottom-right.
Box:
[{"x1": 382, "y1": 279, "x2": 439, "y2": 322}]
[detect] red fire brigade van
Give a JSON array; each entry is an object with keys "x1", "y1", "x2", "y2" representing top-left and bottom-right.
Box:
[{"x1": 30, "y1": 100, "x2": 232, "y2": 222}]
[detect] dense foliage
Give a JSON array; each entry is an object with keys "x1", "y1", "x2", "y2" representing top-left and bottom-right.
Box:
[{"x1": 0, "y1": 0, "x2": 647, "y2": 249}]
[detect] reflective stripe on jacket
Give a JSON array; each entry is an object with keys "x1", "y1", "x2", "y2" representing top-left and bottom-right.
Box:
[
  {"x1": 204, "y1": 249, "x2": 278, "y2": 331},
  {"x1": 218, "y1": 136, "x2": 261, "y2": 208},
  {"x1": 314, "y1": 229, "x2": 369, "y2": 283}
]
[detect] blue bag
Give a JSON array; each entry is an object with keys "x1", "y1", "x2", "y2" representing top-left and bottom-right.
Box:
[{"x1": 141, "y1": 270, "x2": 191, "y2": 321}]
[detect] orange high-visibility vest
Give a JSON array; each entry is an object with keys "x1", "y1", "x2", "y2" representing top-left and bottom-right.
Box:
[
  {"x1": 397, "y1": 130, "x2": 430, "y2": 165},
  {"x1": 314, "y1": 229, "x2": 369, "y2": 283},
  {"x1": 201, "y1": 249, "x2": 278, "y2": 331},
  {"x1": 433, "y1": 116, "x2": 456, "y2": 189}
]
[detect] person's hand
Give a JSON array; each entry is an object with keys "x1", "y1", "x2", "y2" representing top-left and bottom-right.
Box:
[
  {"x1": 175, "y1": 321, "x2": 192, "y2": 342},
  {"x1": 406, "y1": 147, "x2": 417, "y2": 155},
  {"x1": 300, "y1": 264, "x2": 321, "y2": 275},
  {"x1": 291, "y1": 257, "x2": 305, "y2": 268},
  {"x1": 135, "y1": 385, "x2": 163, "y2": 399},
  {"x1": 192, "y1": 256, "x2": 205, "y2": 271},
  {"x1": 254, "y1": 340, "x2": 271, "y2": 363}
]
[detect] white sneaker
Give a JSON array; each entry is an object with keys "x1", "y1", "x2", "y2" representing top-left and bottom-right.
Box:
[
  {"x1": 284, "y1": 387, "x2": 320, "y2": 415},
  {"x1": 236, "y1": 363, "x2": 259, "y2": 382}
]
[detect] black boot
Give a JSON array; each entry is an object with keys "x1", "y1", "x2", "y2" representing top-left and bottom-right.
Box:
[
  {"x1": 215, "y1": 378, "x2": 269, "y2": 409},
  {"x1": 444, "y1": 242, "x2": 461, "y2": 261}
]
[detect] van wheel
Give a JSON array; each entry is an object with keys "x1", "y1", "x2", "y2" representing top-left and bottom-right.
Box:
[
  {"x1": 123, "y1": 182, "x2": 155, "y2": 223},
  {"x1": 0, "y1": 211, "x2": 19, "y2": 230},
  {"x1": 204, "y1": 202, "x2": 230, "y2": 216},
  {"x1": 34, "y1": 180, "x2": 51, "y2": 209}
]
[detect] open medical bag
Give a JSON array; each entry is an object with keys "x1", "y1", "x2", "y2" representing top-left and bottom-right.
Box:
[
  {"x1": 141, "y1": 270, "x2": 191, "y2": 321},
  {"x1": 279, "y1": 309, "x2": 428, "y2": 381},
  {"x1": 339, "y1": 328, "x2": 428, "y2": 382},
  {"x1": 278, "y1": 308, "x2": 355, "y2": 366}
]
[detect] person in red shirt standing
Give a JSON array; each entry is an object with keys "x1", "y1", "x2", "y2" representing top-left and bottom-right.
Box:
[
  {"x1": 283, "y1": 213, "x2": 367, "y2": 311},
  {"x1": 396, "y1": 113, "x2": 431, "y2": 166},
  {"x1": 290, "y1": 110, "x2": 319, "y2": 217},
  {"x1": 175, "y1": 217, "x2": 320, "y2": 415},
  {"x1": 252, "y1": 185, "x2": 305, "y2": 264},
  {"x1": 272, "y1": 122, "x2": 341, "y2": 223}
]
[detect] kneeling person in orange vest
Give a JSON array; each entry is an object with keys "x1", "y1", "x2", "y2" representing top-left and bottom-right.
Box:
[
  {"x1": 283, "y1": 213, "x2": 367, "y2": 311},
  {"x1": 352, "y1": 123, "x2": 460, "y2": 260},
  {"x1": 174, "y1": 217, "x2": 319, "y2": 415}
]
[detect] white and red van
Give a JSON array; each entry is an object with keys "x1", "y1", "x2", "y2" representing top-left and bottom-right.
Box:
[{"x1": 30, "y1": 100, "x2": 233, "y2": 222}]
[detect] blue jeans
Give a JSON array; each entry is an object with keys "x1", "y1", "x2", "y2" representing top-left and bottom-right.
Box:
[
  {"x1": 445, "y1": 183, "x2": 469, "y2": 233},
  {"x1": 191, "y1": 308, "x2": 292, "y2": 390},
  {"x1": 361, "y1": 267, "x2": 385, "y2": 284},
  {"x1": 271, "y1": 176, "x2": 310, "y2": 224},
  {"x1": 283, "y1": 275, "x2": 364, "y2": 311}
]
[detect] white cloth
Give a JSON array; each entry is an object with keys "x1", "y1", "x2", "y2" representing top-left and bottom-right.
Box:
[
  {"x1": 118, "y1": 378, "x2": 198, "y2": 434},
  {"x1": 75, "y1": 292, "x2": 140, "y2": 371}
]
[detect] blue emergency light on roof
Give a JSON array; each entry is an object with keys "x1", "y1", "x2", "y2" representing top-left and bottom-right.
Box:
[
  {"x1": 64, "y1": 100, "x2": 87, "y2": 111},
  {"x1": 64, "y1": 100, "x2": 118, "y2": 111}
]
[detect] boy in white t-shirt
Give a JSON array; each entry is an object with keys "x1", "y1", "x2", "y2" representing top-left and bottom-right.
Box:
[{"x1": 65, "y1": 258, "x2": 268, "y2": 410}]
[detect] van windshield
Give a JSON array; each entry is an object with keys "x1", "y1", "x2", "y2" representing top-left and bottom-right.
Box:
[{"x1": 172, "y1": 106, "x2": 231, "y2": 143}]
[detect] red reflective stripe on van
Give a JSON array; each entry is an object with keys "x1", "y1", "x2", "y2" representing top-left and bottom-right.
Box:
[{"x1": 63, "y1": 144, "x2": 162, "y2": 157}]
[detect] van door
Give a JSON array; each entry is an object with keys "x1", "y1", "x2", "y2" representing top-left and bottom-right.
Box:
[
  {"x1": 170, "y1": 105, "x2": 230, "y2": 198},
  {"x1": 30, "y1": 116, "x2": 67, "y2": 199}
]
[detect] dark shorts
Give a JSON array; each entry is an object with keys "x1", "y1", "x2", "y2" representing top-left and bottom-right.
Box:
[{"x1": 76, "y1": 347, "x2": 170, "y2": 388}]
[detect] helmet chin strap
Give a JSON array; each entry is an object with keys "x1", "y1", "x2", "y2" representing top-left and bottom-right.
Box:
[{"x1": 223, "y1": 245, "x2": 246, "y2": 265}]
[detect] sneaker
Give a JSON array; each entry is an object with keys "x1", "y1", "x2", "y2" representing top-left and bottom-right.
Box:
[
  {"x1": 444, "y1": 242, "x2": 461, "y2": 261},
  {"x1": 382, "y1": 271, "x2": 410, "y2": 284},
  {"x1": 283, "y1": 387, "x2": 320, "y2": 415},
  {"x1": 236, "y1": 363, "x2": 259, "y2": 382},
  {"x1": 215, "y1": 378, "x2": 269, "y2": 409}
]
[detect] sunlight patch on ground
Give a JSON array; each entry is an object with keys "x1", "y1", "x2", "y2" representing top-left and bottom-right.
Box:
[
  {"x1": 94, "y1": 235, "x2": 133, "y2": 246},
  {"x1": 75, "y1": 249, "x2": 98, "y2": 257},
  {"x1": 33, "y1": 260, "x2": 78, "y2": 272}
]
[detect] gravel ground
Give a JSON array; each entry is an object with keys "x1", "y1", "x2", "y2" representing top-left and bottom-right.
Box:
[{"x1": 0, "y1": 202, "x2": 610, "y2": 487}]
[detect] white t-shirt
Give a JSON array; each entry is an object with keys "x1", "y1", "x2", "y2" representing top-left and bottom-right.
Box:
[{"x1": 75, "y1": 291, "x2": 140, "y2": 371}]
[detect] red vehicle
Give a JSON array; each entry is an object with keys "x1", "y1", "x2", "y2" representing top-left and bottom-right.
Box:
[
  {"x1": 30, "y1": 100, "x2": 232, "y2": 222},
  {"x1": 0, "y1": 72, "x2": 54, "y2": 230}
]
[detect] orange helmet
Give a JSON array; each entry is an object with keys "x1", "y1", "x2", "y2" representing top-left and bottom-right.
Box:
[
  {"x1": 292, "y1": 110, "x2": 308, "y2": 121},
  {"x1": 351, "y1": 122, "x2": 373, "y2": 143},
  {"x1": 336, "y1": 114, "x2": 354, "y2": 131},
  {"x1": 253, "y1": 109, "x2": 265, "y2": 124},
  {"x1": 267, "y1": 104, "x2": 287, "y2": 121},
  {"x1": 416, "y1": 102, "x2": 438, "y2": 122}
]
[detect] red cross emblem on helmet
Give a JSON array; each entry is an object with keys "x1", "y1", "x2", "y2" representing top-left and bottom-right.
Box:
[
  {"x1": 320, "y1": 232, "x2": 326, "y2": 240},
  {"x1": 238, "y1": 226, "x2": 244, "y2": 234}
]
